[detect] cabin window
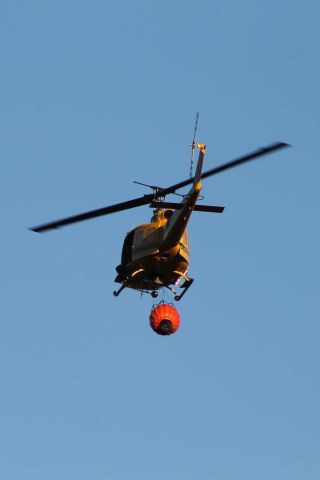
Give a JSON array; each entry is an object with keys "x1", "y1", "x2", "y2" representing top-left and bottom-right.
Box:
[
  {"x1": 121, "y1": 230, "x2": 135, "y2": 265},
  {"x1": 143, "y1": 226, "x2": 160, "y2": 244},
  {"x1": 181, "y1": 230, "x2": 190, "y2": 250}
]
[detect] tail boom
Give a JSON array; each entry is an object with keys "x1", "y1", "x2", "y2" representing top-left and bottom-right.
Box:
[{"x1": 160, "y1": 144, "x2": 206, "y2": 251}]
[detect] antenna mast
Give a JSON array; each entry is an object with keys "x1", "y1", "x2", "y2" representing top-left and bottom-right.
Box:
[{"x1": 189, "y1": 112, "x2": 199, "y2": 178}]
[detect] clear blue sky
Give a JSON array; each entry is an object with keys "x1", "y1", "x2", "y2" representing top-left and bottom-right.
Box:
[{"x1": 0, "y1": 1, "x2": 319, "y2": 478}]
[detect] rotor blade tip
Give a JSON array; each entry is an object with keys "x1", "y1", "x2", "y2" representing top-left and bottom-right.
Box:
[{"x1": 277, "y1": 141, "x2": 292, "y2": 148}]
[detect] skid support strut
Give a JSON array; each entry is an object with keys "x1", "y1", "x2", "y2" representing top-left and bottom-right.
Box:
[
  {"x1": 113, "y1": 269, "x2": 144, "y2": 297},
  {"x1": 174, "y1": 278, "x2": 194, "y2": 301},
  {"x1": 113, "y1": 283, "x2": 126, "y2": 297}
]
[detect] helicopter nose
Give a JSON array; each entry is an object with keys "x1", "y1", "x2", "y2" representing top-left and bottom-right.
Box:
[{"x1": 157, "y1": 319, "x2": 174, "y2": 335}]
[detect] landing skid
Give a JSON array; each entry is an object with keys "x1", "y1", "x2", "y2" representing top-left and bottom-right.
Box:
[
  {"x1": 113, "y1": 283, "x2": 126, "y2": 297},
  {"x1": 113, "y1": 275, "x2": 194, "y2": 301},
  {"x1": 174, "y1": 278, "x2": 194, "y2": 301},
  {"x1": 163, "y1": 278, "x2": 193, "y2": 301},
  {"x1": 113, "y1": 268, "x2": 145, "y2": 297}
]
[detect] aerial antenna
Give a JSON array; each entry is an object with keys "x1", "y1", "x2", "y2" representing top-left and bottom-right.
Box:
[{"x1": 189, "y1": 112, "x2": 199, "y2": 178}]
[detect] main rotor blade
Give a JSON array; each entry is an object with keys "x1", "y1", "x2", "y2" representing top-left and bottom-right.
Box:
[
  {"x1": 30, "y1": 194, "x2": 153, "y2": 233},
  {"x1": 30, "y1": 141, "x2": 290, "y2": 233},
  {"x1": 163, "y1": 141, "x2": 290, "y2": 195},
  {"x1": 150, "y1": 201, "x2": 224, "y2": 213}
]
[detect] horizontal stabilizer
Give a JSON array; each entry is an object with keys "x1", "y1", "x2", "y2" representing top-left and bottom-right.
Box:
[{"x1": 150, "y1": 201, "x2": 224, "y2": 213}]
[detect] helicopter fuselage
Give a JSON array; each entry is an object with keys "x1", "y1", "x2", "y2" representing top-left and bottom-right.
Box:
[
  {"x1": 114, "y1": 208, "x2": 190, "y2": 292},
  {"x1": 113, "y1": 144, "x2": 206, "y2": 299}
]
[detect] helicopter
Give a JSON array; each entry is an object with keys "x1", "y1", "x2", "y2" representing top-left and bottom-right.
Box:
[{"x1": 30, "y1": 128, "x2": 290, "y2": 334}]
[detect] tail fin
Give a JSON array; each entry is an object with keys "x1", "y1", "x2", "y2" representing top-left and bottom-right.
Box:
[{"x1": 191, "y1": 143, "x2": 206, "y2": 194}]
